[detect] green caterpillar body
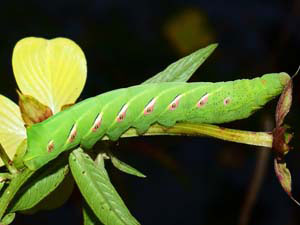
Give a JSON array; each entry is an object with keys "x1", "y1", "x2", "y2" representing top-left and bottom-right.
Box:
[{"x1": 23, "y1": 73, "x2": 290, "y2": 170}]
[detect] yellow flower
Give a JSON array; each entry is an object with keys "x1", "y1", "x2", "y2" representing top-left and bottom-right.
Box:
[{"x1": 0, "y1": 37, "x2": 87, "y2": 166}]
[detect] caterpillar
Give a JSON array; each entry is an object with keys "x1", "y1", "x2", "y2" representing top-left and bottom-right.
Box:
[{"x1": 23, "y1": 73, "x2": 290, "y2": 170}]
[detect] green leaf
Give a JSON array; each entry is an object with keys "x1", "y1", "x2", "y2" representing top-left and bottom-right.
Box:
[
  {"x1": 142, "y1": 43, "x2": 217, "y2": 84},
  {"x1": 69, "y1": 148, "x2": 140, "y2": 225},
  {"x1": 83, "y1": 200, "x2": 104, "y2": 225},
  {"x1": 0, "y1": 213, "x2": 15, "y2": 225},
  {"x1": 110, "y1": 154, "x2": 146, "y2": 178},
  {"x1": 21, "y1": 173, "x2": 74, "y2": 214},
  {"x1": 8, "y1": 156, "x2": 69, "y2": 212},
  {"x1": 0, "y1": 168, "x2": 34, "y2": 220}
]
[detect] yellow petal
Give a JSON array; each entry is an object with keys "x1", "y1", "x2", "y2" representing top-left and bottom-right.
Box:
[
  {"x1": 12, "y1": 37, "x2": 87, "y2": 114},
  {"x1": 0, "y1": 95, "x2": 26, "y2": 166}
]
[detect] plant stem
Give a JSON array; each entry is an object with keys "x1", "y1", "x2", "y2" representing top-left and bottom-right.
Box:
[
  {"x1": 0, "y1": 168, "x2": 34, "y2": 219},
  {"x1": 238, "y1": 116, "x2": 273, "y2": 225},
  {"x1": 108, "y1": 123, "x2": 273, "y2": 148},
  {"x1": 0, "y1": 144, "x2": 18, "y2": 175}
]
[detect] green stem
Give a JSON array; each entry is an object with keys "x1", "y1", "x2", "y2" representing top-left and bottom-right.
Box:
[
  {"x1": 0, "y1": 168, "x2": 34, "y2": 219},
  {"x1": 0, "y1": 144, "x2": 18, "y2": 175},
  {"x1": 107, "y1": 123, "x2": 273, "y2": 148}
]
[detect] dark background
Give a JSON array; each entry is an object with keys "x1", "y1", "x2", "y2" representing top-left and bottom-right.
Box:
[{"x1": 0, "y1": 0, "x2": 300, "y2": 224}]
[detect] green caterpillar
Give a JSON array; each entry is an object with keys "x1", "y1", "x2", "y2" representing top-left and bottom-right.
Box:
[{"x1": 23, "y1": 73, "x2": 290, "y2": 170}]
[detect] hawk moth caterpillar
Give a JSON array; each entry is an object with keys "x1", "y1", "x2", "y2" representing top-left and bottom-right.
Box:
[{"x1": 23, "y1": 72, "x2": 290, "y2": 170}]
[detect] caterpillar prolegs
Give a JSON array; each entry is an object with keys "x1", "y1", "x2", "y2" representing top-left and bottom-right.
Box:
[{"x1": 23, "y1": 73, "x2": 290, "y2": 170}]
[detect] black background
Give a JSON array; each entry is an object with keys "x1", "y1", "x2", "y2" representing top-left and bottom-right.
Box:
[{"x1": 0, "y1": 0, "x2": 300, "y2": 224}]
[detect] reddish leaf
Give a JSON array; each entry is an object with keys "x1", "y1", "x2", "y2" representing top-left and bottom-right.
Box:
[
  {"x1": 272, "y1": 127, "x2": 292, "y2": 156},
  {"x1": 61, "y1": 103, "x2": 75, "y2": 111},
  {"x1": 275, "y1": 77, "x2": 293, "y2": 128},
  {"x1": 18, "y1": 91, "x2": 53, "y2": 126},
  {"x1": 274, "y1": 157, "x2": 300, "y2": 206}
]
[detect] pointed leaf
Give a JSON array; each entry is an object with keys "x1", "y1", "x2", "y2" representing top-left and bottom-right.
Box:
[
  {"x1": 275, "y1": 76, "x2": 292, "y2": 127},
  {"x1": 8, "y1": 156, "x2": 69, "y2": 212},
  {"x1": 110, "y1": 155, "x2": 146, "y2": 178},
  {"x1": 21, "y1": 173, "x2": 74, "y2": 214},
  {"x1": 69, "y1": 148, "x2": 140, "y2": 225},
  {"x1": 142, "y1": 43, "x2": 217, "y2": 84},
  {"x1": 0, "y1": 213, "x2": 15, "y2": 225},
  {"x1": 61, "y1": 103, "x2": 75, "y2": 111},
  {"x1": 83, "y1": 201, "x2": 104, "y2": 225},
  {"x1": 0, "y1": 95, "x2": 26, "y2": 167},
  {"x1": 13, "y1": 37, "x2": 87, "y2": 114},
  {"x1": 18, "y1": 91, "x2": 53, "y2": 126},
  {"x1": 274, "y1": 157, "x2": 300, "y2": 205}
]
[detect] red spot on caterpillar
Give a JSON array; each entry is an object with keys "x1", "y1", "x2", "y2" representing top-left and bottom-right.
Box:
[
  {"x1": 47, "y1": 140, "x2": 54, "y2": 153},
  {"x1": 92, "y1": 113, "x2": 102, "y2": 132},
  {"x1": 169, "y1": 95, "x2": 182, "y2": 110},
  {"x1": 144, "y1": 98, "x2": 156, "y2": 115},
  {"x1": 261, "y1": 79, "x2": 267, "y2": 85},
  {"x1": 116, "y1": 104, "x2": 128, "y2": 122},
  {"x1": 224, "y1": 97, "x2": 231, "y2": 105},
  {"x1": 197, "y1": 93, "x2": 209, "y2": 108},
  {"x1": 67, "y1": 124, "x2": 77, "y2": 143}
]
